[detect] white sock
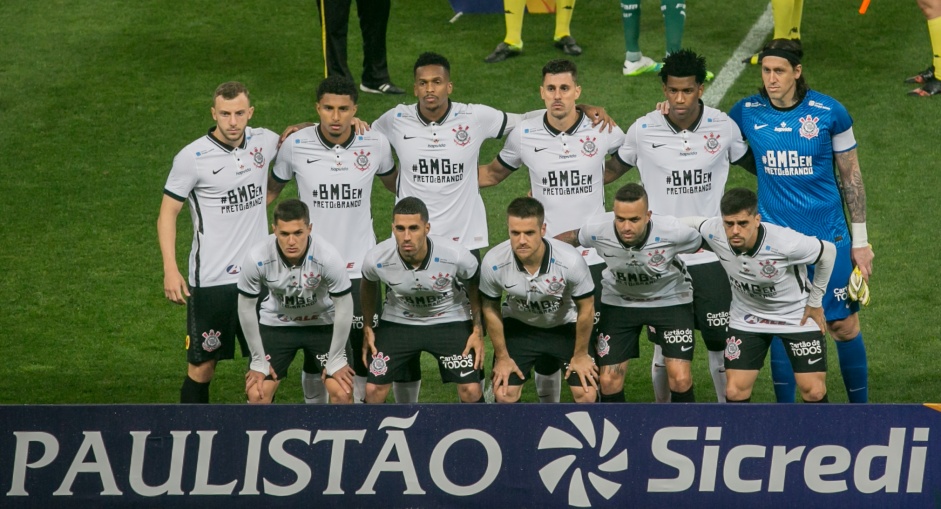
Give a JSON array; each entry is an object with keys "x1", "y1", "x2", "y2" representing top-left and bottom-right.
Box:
[
  {"x1": 353, "y1": 375, "x2": 367, "y2": 404},
  {"x1": 392, "y1": 380, "x2": 421, "y2": 403},
  {"x1": 301, "y1": 371, "x2": 328, "y2": 404},
  {"x1": 651, "y1": 345, "x2": 670, "y2": 403},
  {"x1": 535, "y1": 370, "x2": 561, "y2": 403},
  {"x1": 708, "y1": 350, "x2": 728, "y2": 403}
]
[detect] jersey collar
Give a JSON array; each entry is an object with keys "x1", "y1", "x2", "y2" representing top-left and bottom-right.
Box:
[
  {"x1": 731, "y1": 224, "x2": 766, "y2": 257},
  {"x1": 206, "y1": 127, "x2": 247, "y2": 152},
  {"x1": 415, "y1": 100, "x2": 453, "y2": 126},
  {"x1": 543, "y1": 111, "x2": 585, "y2": 137},
  {"x1": 315, "y1": 125, "x2": 356, "y2": 150},
  {"x1": 663, "y1": 100, "x2": 705, "y2": 134},
  {"x1": 614, "y1": 218, "x2": 653, "y2": 249},
  {"x1": 398, "y1": 237, "x2": 434, "y2": 271},
  {"x1": 513, "y1": 238, "x2": 552, "y2": 275},
  {"x1": 275, "y1": 236, "x2": 313, "y2": 268}
]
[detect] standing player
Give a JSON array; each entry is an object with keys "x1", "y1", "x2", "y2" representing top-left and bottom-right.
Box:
[
  {"x1": 480, "y1": 198, "x2": 597, "y2": 403},
  {"x1": 270, "y1": 75, "x2": 397, "y2": 404},
  {"x1": 729, "y1": 39, "x2": 874, "y2": 403},
  {"x1": 157, "y1": 82, "x2": 279, "y2": 403},
  {"x1": 479, "y1": 59, "x2": 624, "y2": 401},
  {"x1": 605, "y1": 49, "x2": 753, "y2": 402},
  {"x1": 483, "y1": 0, "x2": 581, "y2": 63},
  {"x1": 360, "y1": 197, "x2": 484, "y2": 403},
  {"x1": 907, "y1": 0, "x2": 941, "y2": 96},
  {"x1": 237, "y1": 199, "x2": 355, "y2": 404},
  {"x1": 618, "y1": 2, "x2": 712, "y2": 80},
  {"x1": 743, "y1": 0, "x2": 804, "y2": 65},
  {"x1": 687, "y1": 188, "x2": 836, "y2": 403},
  {"x1": 558, "y1": 184, "x2": 703, "y2": 402}
]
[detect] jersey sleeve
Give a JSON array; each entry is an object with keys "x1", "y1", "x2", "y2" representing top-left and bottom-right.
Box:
[
  {"x1": 576, "y1": 218, "x2": 603, "y2": 249},
  {"x1": 728, "y1": 100, "x2": 747, "y2": 141},
  {"x1": 478, "y1": 254, "x2": 502, "y2": 300},
  {"x1": 360, "y1": 249, "x2": 381, "y2": 282},
  {"x1": 569, "y1": 254, "x2": 595, "y2": 300},
  {"x1": 163, "y1": 150, "x2": 198, "y2": 202},
  {"x1": 616, "y1": 121, "x2": 640, "y2": 167},
  {"x1": 321, "y1": 242, "x2": 353, "y2": 297},
  {"x1": 375, "y1": 133, "x2": 396, "y2": 176},
  {"x1": 725, "y1": 112, "x2": 749, "y2": 162},
  {"x1": 829, "y1": 100, "x2": 854, "y2": 138},
  {"x1": 272, "y1": 135, "x2": 296, "y2": 183},
  {"x1": 604, "y1": 125, "x2": 626, "y2": 155},
  {"x1": 237, "y1": 246, "x2": 264, "y2": 297},
  {"x1": 831, "y1": 127, "x2": 857, "y2": 153},
  {"x1": 672, "y1": 216, "x2": 706, "y2": 254},
  {"x1": 476, "y1": 104, "x2": 509, "y2": 140},
  {"x1": 372, "y1": 109, "x2": 395, "y2": 139},
  {"x1": 455, "y1": 245, "x2": 481, "y2": 281},
  {"x1": 784, "y1": 228, "x2": 825, "y2": 266},
  {"x1": 496, "y1": 119, "x2": 524, "y2": 170}
]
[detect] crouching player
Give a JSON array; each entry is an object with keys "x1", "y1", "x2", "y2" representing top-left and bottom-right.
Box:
[
  {"x1": 237, "y1": 199, "x2": 355, "y2": 403},
  {"x1": 687, "y1": 188, "x2": 836, "y2": 403},
  {"x1": 480, "y1": 197, "x2": 598, "y2": 403}
]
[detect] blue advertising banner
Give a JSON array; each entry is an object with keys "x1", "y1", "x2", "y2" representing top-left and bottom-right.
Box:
[{"x1": 1, "y1": 404, "x2": 938, "y2": 508}]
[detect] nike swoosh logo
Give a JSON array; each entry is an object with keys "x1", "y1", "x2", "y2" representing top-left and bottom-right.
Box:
[
  {"x1": 306, "y1": 159, "x2": 320, "y2": 164},
  {"x1": 807, "y1": 357, "x2": 823, "y2": 365},
  {"x1": 534, "y1": 147, "x2": 548, "y2": 152},
  {"x1": 460, "y1": 370, "x2": 475, "y2": 377},
  {"x1": 387, "y1": 282, "x2": 402, "y2": 286},
  {"x1": 212, "y1": 167, "x2": 225, "y2": 174},
  {"x1": 848, "y1": 387, "x2": 867, "y2": 392},
  {"x1": 651, "y1": 143, "x2": 666, "y2": 148},
  {"x1": 504, "y1": 284, "x2": 517, "y2": 289},
  {"x1": 681, "y1": 345, "x2": 693, "y2": 352},
  {"x1": 602, "y1": 253, "x2": 617, "y2": 257},
  {"x1": 754, "y1": 124, "x2": 768, "y2": 130},
  {"x1": 403, "y1": 135, "x2": 416, "y2": 140}
]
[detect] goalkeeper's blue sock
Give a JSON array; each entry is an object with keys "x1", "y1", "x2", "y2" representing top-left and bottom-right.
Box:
[
  {"x1": 836, "y1": 332, "x2": 868, "y2": 403},
  {"x1": 769, "y1": 337, "x2": 797, "y2": 403}
]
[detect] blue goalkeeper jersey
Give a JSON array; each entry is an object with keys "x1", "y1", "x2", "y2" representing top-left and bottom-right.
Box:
[{"x1": 729, "y1": 90, "x2": 855, "y2": 247}]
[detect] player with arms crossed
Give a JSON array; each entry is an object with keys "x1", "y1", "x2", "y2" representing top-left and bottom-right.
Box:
[
  {"x1": 269, "y1": 75, "x2": 396, "y2": 404},
  {"x1": 480, "y1": 58, "x2": 624, "y2": 402},
  {"x1": 360, "y1": 197, "x2": 484, "y2": 403},
  {"x1": 480, "y1": 198, "x2": 598, "y2": 403},
  {"x1": 237, "y1": 199, "x2": 355, "y2": 404},
  {"x1": 158, "y1": 81, "x2": 279, "y2": 403},
  {"x1": 688, "y1": 188, "x2": 836, "y2": 403},
  {"x1": 605, "y1": 49, "x2": 754, "y2": 402},
  {"x1": 729, "y1": 39, "x2": 873, "y2": 403},
  {"x1": 558, "y1": 183, "x2": 703, "y2": 402}
]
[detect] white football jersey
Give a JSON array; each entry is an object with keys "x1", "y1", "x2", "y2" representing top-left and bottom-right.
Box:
[
  {"x1": 578, "y1": 213, "x2": 702, "y2": 308},
  {"x1": 164, "y1": 127, "x2": 278, "y2": 287},
  {"x1": 237, "y1": 233, "x2": 352, "y2": 327},
  {"x1": 480, "y1": 238, "x2": 595, "y2": 328},
  {"x1": 498, "y1": 112, "x2": 624, "y2": 265},
  {"x1": 697, "y1": 218, "x2": 825, "y2": 333},
  {"x1": 274, "y1": 126, "x2": 395, "y2": 277},
  {"x1": 373, "y1": 101, "x2": 508, "y2": 250},
  {"x1": 361, "y1": 235, "x2": 479, "y2": 325},
  {"x1": 616, "y1": 105, "x2": 747, "y2": 266}
]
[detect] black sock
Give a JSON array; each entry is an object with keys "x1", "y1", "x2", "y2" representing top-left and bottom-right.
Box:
[
  {"x1": 180, "y1": 376, "x2": 210, "y2": 403},
  {"x1": 600, "y1": 391, "x2": 626, "y2": 403},
  {"x1": 727, "y1": 396, "x2": 751, "y2": 403},
  {"x1": 670, "y1": 385, "x2": 696, "y2": 403},
  {"x1": 802, "y1": 393, "x2": 828, "y2": 403}
]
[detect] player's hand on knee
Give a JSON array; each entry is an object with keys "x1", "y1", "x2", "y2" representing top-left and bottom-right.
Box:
[
  {"x1": 567, "y1": 354, "x2": 599, "y2": 392},
  {"x1": 800, "y1": 306, "x2": 827, "y2": 334},
  {"x1": 163, "y1": 271, "x2": 190, "y2": 305},
  {"x1": 245, "y1": 370, "x2": 266, "y2": 402},
  {"x1": 492, "y1": 357, "x2": 523, "y2": 396},
  {"x1": 463, "y1": 330, "x2": 484, "y2": 370},
  {"x1": 331, "y1": 365, "x2": 356, "y2": 395}
]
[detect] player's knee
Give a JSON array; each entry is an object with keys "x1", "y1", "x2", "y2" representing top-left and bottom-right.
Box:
[
  {"x1": 365, "y1": 383, "x2": 390, "y2": 403},
  {"x1": 572, "y1": 387, "x2": 597, "y2": 403},
  {"x1": 668, "y1": 372, "x2": 692, "y2": 393},
  {"x1": 827, "y1": 316, "x2": 860, "y2": 341},
  {"x1": 799, "y1": 385, "x2": 827, "y2": 403},
  {"x1": 599, "y1": 370, "x2": 624, "y2": 393},
  {"x1": 187, "y1": 361, "x2": 216, "y2": 383},
  {"x1": 495, "y1": 389, "x2": 521, "y2": 403},
  {"x1": 457, "y1": 383, "x2": 482, "y2": 403},
  {"x1": 725, "y1": 383, "x2": 751, "y2": 402}
]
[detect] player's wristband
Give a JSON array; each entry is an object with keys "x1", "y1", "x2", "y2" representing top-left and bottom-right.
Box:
[{"x1": 851, "y1": 223, "x2": 868, "y2": 248}]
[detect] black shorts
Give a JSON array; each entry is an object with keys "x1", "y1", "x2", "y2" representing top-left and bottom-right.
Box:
[
  {"x1": 688, "y1": 261, "x2": 732, "y2": 352},
  {"x1": 260, "y1": 324, "x2": 340, "y2": 379},
  {"x1": 367, "y1": 320, "x2": 480, "y2": 385},
  {"x1": 725, "y1": 328, "x2": 827, "y2": 373},
  {"x1": 595, "y1": 303, "x2": 695, "y2": 364},
  {"x1": 502, "y1": 318, "x2": 594, "y2": 387},
  {"x1": 186, "y1": 284, "x2": 249, "y2": 364}
]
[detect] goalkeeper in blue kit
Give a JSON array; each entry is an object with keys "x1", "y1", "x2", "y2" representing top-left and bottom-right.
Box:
[{"x1": 729, "y1": 39, "x2": 873, "y2": 403}]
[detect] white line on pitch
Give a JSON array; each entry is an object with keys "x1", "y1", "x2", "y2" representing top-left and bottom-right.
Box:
[{"x1": 702, "y1": 2, "x2": 774, "y2": 108}]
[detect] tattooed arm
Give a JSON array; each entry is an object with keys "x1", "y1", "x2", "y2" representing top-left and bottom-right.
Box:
[{"x1": 835, "y1": 148, "x2": 874, "y2": 279}]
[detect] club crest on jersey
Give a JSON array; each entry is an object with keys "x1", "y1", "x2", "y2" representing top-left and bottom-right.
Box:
[
  {"x1": 799, "y1": 115, "x2": 820, "y2": 140},
  {"x1": 303, "y1": 272, "x2": 322, "y2": 289},
  {"x1": 369, "y1": 352, "x2": 390, "y2": 376},
  {"x1": 201, "y1": 330, "x2": 222, "y2": 352},
  {"x1": 758, "y1": 260, "x2": 778, "y2": 278},
  {"x1": 431, "y1": 272, "x2": 452, "y2": 290},
  {"x1": 596, "y1": 333, "x2": 611, "y2": 357},
  {"x1": 703, "y1": 132, "x2": 721, "y2": 154},
  {"x1": 250, "y1": 147, "x2": 265, "y2": 168},
  {"x1": 452, "y1": 125, "x2": 471, "y2": 147},
  {"x1": 647, "y1": 249, "x2": 667, "y2": 267},
  {"x1": 353, "y1": 149, "x2": 371, "y2": 171},
  {"x1": 545, "y1": 276, "x2": 565, "y2": 295},
  {"x1": 725, "y1": 336, "x2": 742, "y2": 361},
  {"x1": 580, "y1": 136, "x2": 598, "y2": 157}
]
